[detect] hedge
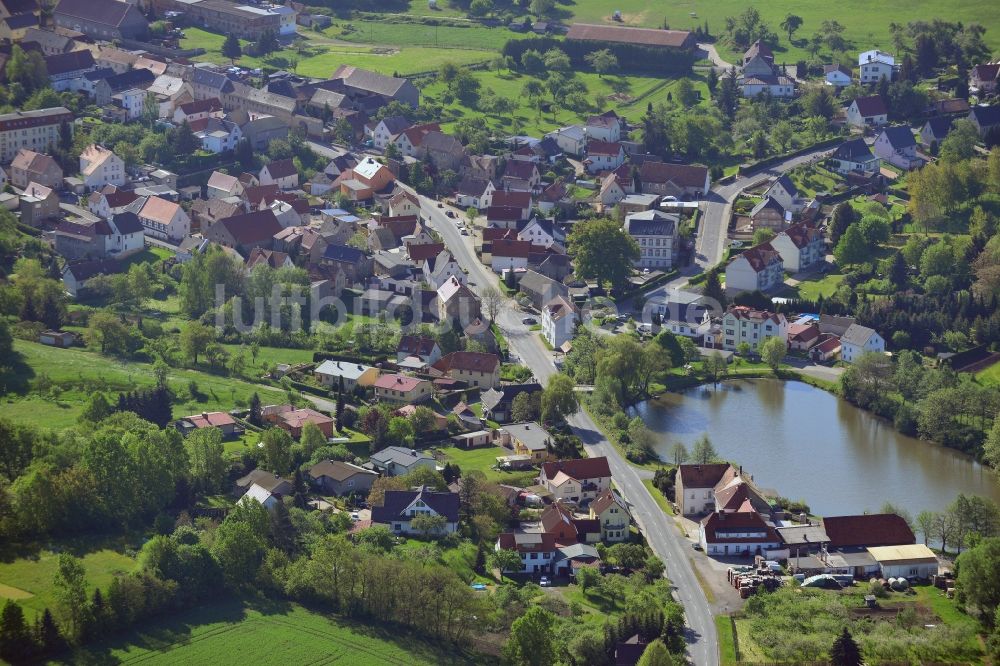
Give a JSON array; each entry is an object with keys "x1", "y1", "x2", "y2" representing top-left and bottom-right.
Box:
[{"x1": 501, "y1": 36, "x2": 694, "y2": 76}]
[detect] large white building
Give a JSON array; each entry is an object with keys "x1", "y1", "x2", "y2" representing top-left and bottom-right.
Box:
[
  {"x1": 624, "y1": 209, "x2": 678, "y2": 270},
  {"x1": 840, "y1": 324, "x2": 884, "y2": 363},
  {"x1": 79, "y1": 144, "x2": 126, "y2": 190},
  {"x1": 0, "y1": 107, "x2": 74, "y2": 163},
  {"x1": 725, "y1": 243, "x2": 784, "y2": 293},
  {"x1": 859, "y1": 50, "x2": 895, "y2": 84},
  {"x1": 718, "y1": 306, "x2": 788, "y2": 352}
]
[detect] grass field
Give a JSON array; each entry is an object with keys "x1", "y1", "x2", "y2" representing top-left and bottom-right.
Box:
[
  {"x1": 716, "y1": 615, "x2": 739, "y2": 666},
  {"x1": 70, "y1": 600, "x2": 479, "y2": 665},
  {"x1": 331, "y1": 20, "x2": 525, "y2": 52},
  {"x1": 424, "y1": 69, "x2": 708, "y2": 137},
  {"x1": 783, "y1": 272, "x2": 845, "y2": 301},
  {"x1": 183, "y1": 28, "x2": 493, "y2": 76},
  {"x1": 436, "y1": 445, "x2": 537, "y2": 486},
  {"x1": 0, "y1": 340, "x2": 287, "y2": 429},
  {"x1": 975, "y1": 360, "x2": 1000, "y2": 387},
  {"x1": 0, "y1": 537, "x2": 138, "y2": 615}
]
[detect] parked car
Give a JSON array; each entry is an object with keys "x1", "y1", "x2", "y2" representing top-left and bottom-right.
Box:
[
  {"x1": 539, "y1": 576, "x2": 551, "y2": 587},
  {"x1": 692, "y1": 543, "x2": 703, "y2": 551},
  {"x1": 446, "y1": 211, "x2": 455, "y2": 218},
  {"x1": 349, "y1": 512, "x2": 360, "y2": 522},
  {"x1": 437, "y1": 202, "x2": 443, "y2": 208},
  {"x1": 521, "y1": 316, "x2": 537, "y2": 325}
]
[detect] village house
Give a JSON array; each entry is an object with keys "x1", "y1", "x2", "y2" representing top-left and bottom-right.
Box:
[
  {"x1": 136, "y1": 196, "x2": 191, "y2": 242},
  {"x1": 492, "y1": 191, "x2": 533, "y2": 220},
  {"x1": 584, "y1": 140, "x2": 625, "y2": 174},
  {"x1": 369, "y1": 445, "x2": 436, "y2": 476},
  {"x1": 455, "y1": 178, "x2": 495, "y2": 209},
  {"x1": 314, "y1": 360, "x2": 379, "y2": 392},
  {"x1": 495, "y1": 532, "x2": 557, "y2": 574},
  {"x1": 422, "y1": 249, "x2": 464, "y2": 290},
  {"x1": 61, "y1": 259, "x2": 120, "y2": 297},
  {"x1": 858, "y1": 50, "x2": 895, "y2": 84},
  {"x1": 920, "y1": 116, "x2": 954, "y2": 148},
  {"x1": 173, "y1": 98, "x2": 224, "y2": 125},
  {"x1": 259, "y1": 158, "x2": 299, "y2": 190},
  {"x1": 586, "y1": 110, "x2": 623, "y2": 143},
  {"x1": 53, "y1": 0, "x2": 148, "y2": 42},
  {"x1": 204, "y1": 209, "x2": 283, "y2": 256},
  {"x1": 675, "y1": 463, "x2": 738, "y2": 516},
  {"x1": 822, "y1": 513, "x2": 915, "y2": 551},
  {"x1": 19, "y1": 182, "x2": 59, "y2": 225},
  {"x1": 872, "y1": 126, "x2": 922, "y2": 170},
  {"x1": 339, "y1": 156, "x2": 395, "y2": 202},
  {"x1": 374, "y1": 373, "x2": 433, "y2": 404},
  {"x1": 846, "y1": 95, "x2": 888, "y2": 128},
  {"x1": 970, "y1": 62, "x2": 1000, "y2": 94},
  {"x1": 437, "y1": 275, "x2": 481, "y2": 325},
  {"x1": 830, "y1": 138, "x2": 880, "y2": 175},
  {"x1": 624, "y1": 209, "x2": 677, "y2": 270},
  {"x1": 38, "y1": 330, "x2": 77, "y2": 348},
  {"x1": 546, "y1": 125, "x2": 587, "y2": 156},
  {"x1": 318, "y1": 244, "x2": 372, "y2": 283},
  {"x1": 763, "y1": 175, "x2": 802, "y2": 213},
  {"x1": 969, "y1": 105, "x2": 1000, "y2": 138},
  {"x1": 246, "y1": 247, "x2": 293, "y2": 271},
  {"x1": 839, "y1": 323, "x2": 885, "y2": 363},
  {"x1": 308, "y1": 460, "x2": 378, "y2": 496},
  {"x1": 518, "y1": 269, "x2": 570, "y2": 310},
  {"x1": 824, "y1": 64, "x2": 853, "y2": 87},
  {"x1": 263, "y1": 405, "x2": 335, "y2": 439},
  {"x1": 502, "y1": 160, "x2": 540, "y2": 192},
  {"x1": 868, "y1": 545, "x2": 939, "y2": 579},
  {"x1": 387, "y1": 190, "x2": 420, "y2": 218},
  {"x1": 811, "y1": 334, "x2": 842, "y2": 362},
  {"x1": 191, "y1": 117, "x2": 243, "y2": 154},
  {"x1": 700, "y1": 510, "x2": 782, "y2": 557},
  {"x1": 21, "y1": 28, "x2": 77, "y2": 57},
  {"x1": 740, "y1": 73, "x2": 794, "y2": 98},
  {"x1": 770, "y1": 223, "x2": 825, "y2": 272},
  {"x1": 396, "y1": 335, "x2": 442, "y2": 365},
  {"x1": 787, "y1": 322, "x2": 821, "y2": 351},
  {"x1": 79, "y1": 144, "x2": 125, "y2": 191},
  {"x1": 420, "y1": 131, "x2": 466, "y2": 172},
  {"x1": 206, "y1": 171, "x2": 244, "y2": 199},
  {"x1": 238, "y1": 483, "x2": 283, "y2": 511},
  {"x1": 370, "y1": 116, "x2": 410, "y2": 149},
  {"x1": 0, "y1": 107, "x2": 73, "y2": 163},
  {"x1": 725, "y1": 243, "x2": 784, "y2": 293},
  {"x1": 10, "y1": 149, "x2": 62, "y2": 189},
  {"x1": 518, "y1": 218, "x2": 563, "y2": 249},
  {"x1": 589, "y1": 489, "x2": 630, "y2": 542},
  {"x1": 638, "y1": 162, "x2": 710, "y2": 199},
  {"x1": 541, "y1": 295, "x2": 578, "y2": 350},
  {"x1": 53, "y1": 212, "x2": 144, "y2": 260},
  {"x1": 539, "y1": 457, "x2": 612, "y2": 505},
  {"x1": 329, "y1": 65, "x2": 420, "y2": 108},
  {"x1": 431, "y1": 351, "x2": 501, "y2": 389},
  {"x1": 151, "y1": 0, "x2": 293, "y2": 39},
  {"x1": 45, "y1": 49, "x2": 95, "y2": 92},
  {"x1": 719, "y1": 306, "x2": 788, "y2": 351},
  {"x1": 749, "y1": 197, "x2": 789, "y2": 232},
  {"x1": 497, "y1": 422, "x2": 553, "y2": 464},
  {"x1": 175, "y1": 411, "x2": 238, "y2": 438},
  {"x1": 599, "y1": 173, "x2": 626, "y2": 207},
  {"x1": 481, "y1": 383, "x2": 543, "y2": 423},
  {"x1": 236, "y1": 469, "x2": 293, "y2": 498}
]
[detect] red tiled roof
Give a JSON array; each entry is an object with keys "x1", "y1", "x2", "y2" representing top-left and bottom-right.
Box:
[
  {"x1": 733, "y1": 243, "x2": 782, "y2": 273},
  {"x1": 852, "y1": 95, "x2": 888, "y2": 117},
  {"x1": 638, "y1": 161, "x2": 708, "y2": 188},
  {"x1": 587, "y1": 140, "x2": 622, "y2": 156},
  {"x1": 822, "y1": 514, "x2": 916, "y2": 549},
  {"x1": 541, "y1": 457, "x2": 612, "y2": 482},
  {"x1": 788, "y1": 323, "x2": 820, "y2": 343},
  {"x1": 264, "y1": 158, "x2": 297, "y2": 179},
  {"x1": 483, "y1": 227, "x2": 519, "y2": 242},
  {"x1": 781, "y1": 222, "x2": 823, "y2": 249},
  {"x1": 566, "y1": 23, "x2": 693, "y2": 49},
  {"x1": 491, "y1": 238, "x2": 538, "y2": 258},
  {"x1": 374, "y1": 373, "x2": 428, "y2": 392},
  {"x1": 432, "y1": 351, "x2": 500, "y2": 375},
  {"x1": 677, "y1": 463, "x2": 735, "y2": 488},
  {"x1": 184, "y1": 411, "x2": 235, "y2": 428},
  {"x1": 701, "y1": 511, "x2": 779, "y2": 544},
  {"x1": 491, "y1": 190, "x2": 531, "y2": 208},
  {"x1": 407, "y1": 241, "x2": 445, "y2": 262},
  {"x1": 497, "y1": 531, "x2": 557, "y2": 553}
]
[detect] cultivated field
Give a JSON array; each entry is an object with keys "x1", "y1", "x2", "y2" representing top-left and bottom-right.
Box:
[{"x1": 70, "y1": 602, "x2": 480, "y2": 665}]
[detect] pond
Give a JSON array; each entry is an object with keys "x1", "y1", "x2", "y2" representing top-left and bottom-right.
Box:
[{"x1": 634, "y1": 379, "x2": 1000, "y2": 518}]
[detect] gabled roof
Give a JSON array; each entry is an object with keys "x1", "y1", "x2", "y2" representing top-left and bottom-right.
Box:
[
  {"x1": 432, "y1": 351, "x2": 499, "y2": 375},
  {"x1": 207, "y1": 170, "x2": 241, "y2": 192},
  {"x1": 182, "y1": 411, "x2": 236, "y2": 428},
  {"x1": 138, "y1": 196, "x2": 181, "y2": 225},
  {"x1": 407, "y1": 241, "x2": 445, "y2": 262},
  {"x1": 491, "y1": 237, "x2": 535, "y2": 258},
  {"x1": 437, "y1": 275, "x2": 475, "y2": 303},
  {"x1": 263, "y1": 158, "x2": 296, "y2": 179},
  {"x1": 778, "y1": 222, "x2": 823, "y2": 249},
  {"x1": 457, "y1": 177, "x2": 492, "y2": 197},
  {"x1": 309, "y1": 460, "x2": 376, "y2": 482},
  {"x1": 823, "y1": 63, "x2": 852, "y2": 77},
  {"x1": 701, "y1": 511, "x2": 778, "y2": 543},
  {"x1": 879, "y1": 126, "x2": 916, "y2": 149},
  {"x1": 44, "y1": 49, "x2": 94, "y2": 76},
  {"x1": 678, "y1": 463, "x2": 736, "y2": 489},
  {"x1": 481, "y1": 382, "x2": 542, "y2": 411},
  {"x1": 624, "y1": 209, "x2": 677, "y2": 236},
  {"x1": 638, "y1": 161, "x2": 708, "y2": 188},
  {"x1": 398, "y1": 335, "x2": 438, "y2": 357},
  {"x1": 11, "y1": 149, "x2": 58, "y2": 175},
  {"x1": 541, "y1": 457, "x2": 612, "y2": 482},
  {"x1": 566, "y1": 23, "x2": 692, "y2": 48},
  {"x1": 822, "y1": 514, "x2": 915, "y2": 549},
  {"x1": 972, "y1": 63, "x2": 1000, "y2": 83},
  {"x1": 491, "y1": 190, "x2": 531, "y2": 209},
  {"x1": 111, "y1": 211, "x2": 143, "y2": 235},
  {"x1": 971, "y1": 105, "x2": 1000, "y2": 127},
  {"x1": 744, "y1": 39, "x2": 773, "y2": 62},
  {"x1": 851, "y1": 95, "x2": 887, "y2": 117},
  {"x1": 331, "y1": 65, "x2": 412, "y2": 98},
  {"x1": 731, "y1": 243, "x2": 782, "y2": 273},
  {"x1": 726, "y1": 305, "x2": 784, "y2": 325},
  {"x1": 586, "y1": 139, "x2": 622, "y2": 156},
  {"x1": 214, "y1": 209, "x2": 283, "y2": 245},
  {"x1": 373, "y1": 373, "x2": 429, "y2": 392},
  {"x1": 54, "y1": 0, "x2": 140, "y2": 27},
  {"x1": 922, "y1": 116, "x2": 954, "y2": 140},
  {"x1": 840, "y1": 323, "x2": 880, "y2": 347},
  {"x1": 750, "y1": 196, "x2": 785, "y2": 218},
  {"x1": 497, "y1": 531, "x2": 557, "y2": 553},
  {"x1": 832, "y1": 138, "x2": 875, "y2": 161},
  {"x1": 315, "y1": 359, "x2": 374, "y2": 379},
  {"x1": 370, "y1": 445, "x2": 433, "y2": 466},
  {"x1": 322, "y1": 243, "x2": 366, "y2": 263},
  {"x1": 591, "y1": 489, "x2": 628, "y2": 516},
  {"x1": 504, "y1": 160, "x2": 537, "y2": 181}
]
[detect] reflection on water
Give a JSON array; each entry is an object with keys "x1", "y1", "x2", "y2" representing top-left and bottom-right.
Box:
[{"x1": 634, "y1": 379, "x2": 1000, "y2": 517}]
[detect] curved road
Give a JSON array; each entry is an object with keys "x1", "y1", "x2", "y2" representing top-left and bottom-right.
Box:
[{"x1": 417, "y1": 197, "x2": 720, "y2": 666}]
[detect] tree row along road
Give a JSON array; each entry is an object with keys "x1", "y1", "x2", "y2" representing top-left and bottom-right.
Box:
[{"x1": 415, "y1": 193, "x2": 720, "y2": 666}]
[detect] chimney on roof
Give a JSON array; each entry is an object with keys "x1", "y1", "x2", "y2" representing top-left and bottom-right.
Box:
[{"x1": 202, "y1": 412, "x2": 208, "y2": 418}]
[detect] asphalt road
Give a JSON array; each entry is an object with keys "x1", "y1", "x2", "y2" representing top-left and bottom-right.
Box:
[{"x1": 419, "y1": 196, "x2": 720, "y2": 666}]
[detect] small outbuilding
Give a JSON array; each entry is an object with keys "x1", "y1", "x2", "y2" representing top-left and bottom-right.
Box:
[{"x1": 867, "y1": 544, "x2": 939, "y2": 579}]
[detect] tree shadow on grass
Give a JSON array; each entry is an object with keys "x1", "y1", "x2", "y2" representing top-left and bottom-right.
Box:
[{"x1": 0, "y1": 350, "x2": 35, "y2": 396}]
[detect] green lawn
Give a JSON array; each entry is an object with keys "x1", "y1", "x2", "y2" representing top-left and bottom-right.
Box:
[
  {"x1": 423, "y1": 69, "x2": 708, "y2": 137},
  {"x1": 642, "y1": 478, "x2": 675, "y2": 516},
  {"x1": 183, "y1": 28, "x2": 493, "y2": 76},
  {"x1": 783, "y1": 272, "x2": 845, "y2": 300},
  {"x1": 436, "y1": 445, "x2": 537, "y2": 486},
  {"x1": 0, "y1": 537, "x2": 138, "y2": 615},
  {"x1": 68, "y1": 600, "x2": 478, "y2": 665},
  {"x1": 0, "y1": 340, "x2": 287, "y2": 429},
  {"x1": 330, "y1": 20, "x2": 526, "y2": 51},
  {"x1": 716, "y1": 615, "x2": 739, "y2": 666},
  {"x1": 975, "y1": 360, "x2": 1000, "y2": 387},
  {"x1": 517, "y1": 0, "x2": 1000, "y2": 64}
]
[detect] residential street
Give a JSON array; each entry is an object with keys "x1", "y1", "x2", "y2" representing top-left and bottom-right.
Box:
[{"x1": 419, "y1": 197, "x2": 721, "y2": 666}]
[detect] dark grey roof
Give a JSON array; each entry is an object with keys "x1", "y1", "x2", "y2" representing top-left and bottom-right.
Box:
[
  {"x1": 191, "y1": 67, "x2": 232, "y2": 91},
  {"x1": 481, "y1": 382, "x2": 542, "y2": 411},
  {"x1": 44, "y1": 49, "x2": 94, "y2": 76},
  {"x1": 971, "y1": 105, "x2": 1000, "y2": 127},
  {"x1": 378, "y1": 115, "x2": 411, "y2": 135},
  {"x1": 833, "y1": 138, "x2": 874, "y2": 161},
  {"x1": 322, "y1": 243, "x2": 366, "y2": 263},
  {"x1": 104, "y1": 68, "x2": 155, "y2": 92},
  {"x1": 4, "y1": 12, "x2": 36, "y2": 28},
  {"x1": 624, "y1": 209, "x2": 677, "y2": 236},
  {"x1": 111, "y1": 211, "x2": 143, "y2": 235},
  {"x1": 750, "y1": 196, "x2": 785, "y2": 217},
  {"x1": 55, "y1": 0, "x2": 138, "y2": 27},
  {"x1": 334, "y1": 66, "x2": 410, "y2": 98},
  {"x1": 84, "y1": 67, "x2": 116, "y2": 82},
  {"x1": 923, "y1": 116, "x2": 953, "y2": 140},
  {"x1": 880, "y1": 126, "x2": 916, "y2": 149},
  {"x1": 371, "y1": 487, "x2": 459, "y2": 523},
  {"x1": 772, "y1": 174, "x2": 798, "y2": 197},
  {"x1": 841, "y1": 323, "x2": 879, "y2": 347}
]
